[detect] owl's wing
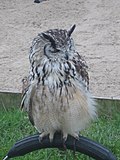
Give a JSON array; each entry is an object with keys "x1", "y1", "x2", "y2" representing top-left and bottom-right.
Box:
[
  {"x1": 73, "y1": 52, "x2": 89, "y2": 90},
  {"x1": 21, "y1": 76, "x2": 30, "y2": 109},
  {"x1": 21, "y1": 76, "x2": 34, "y2": 126}
]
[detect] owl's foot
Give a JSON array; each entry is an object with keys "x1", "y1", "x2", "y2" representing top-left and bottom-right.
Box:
[
  {"x1": 49, "y1": 131, "x2": 55, "y2": 142},
  {"x1": 39, "y1": 132, "x2": 48, "y2": 142},
  {"x1": 71, "y1": 133, "x2": 80, "y2": 158},
  {"x1": 61, "y1": 132, "x2": 79, "y2": 150},
  {"x1": 61, "y1": 132, "x2": 68, "y2": 150},
  {"x1": 71, "y1": 133, "x2": 79, "y2": 140},
  {"x1": 63, "y1": 132, "x2": 68, "y2": 142},
  {"x1": 39, "y1": 131, "x2": 55, "y2": 143}
]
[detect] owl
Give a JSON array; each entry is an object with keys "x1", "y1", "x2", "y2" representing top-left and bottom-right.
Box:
[{"x1": 21, "y1": 25, "x2": 97, "y2": 142}]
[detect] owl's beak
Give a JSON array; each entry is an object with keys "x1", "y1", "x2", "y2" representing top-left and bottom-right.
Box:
[{"x1": 65, "y1": 51, "x2": 69, "y2": 60}]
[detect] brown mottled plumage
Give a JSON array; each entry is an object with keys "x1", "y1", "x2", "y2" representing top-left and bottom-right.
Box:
[{"x1": 21, "y1": 25, "x2": 97, "y2": 141}]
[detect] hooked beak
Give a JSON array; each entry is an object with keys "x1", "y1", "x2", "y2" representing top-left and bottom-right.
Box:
[{"x1": 65, "y1": 51, "x2": 69, "y2": 60}]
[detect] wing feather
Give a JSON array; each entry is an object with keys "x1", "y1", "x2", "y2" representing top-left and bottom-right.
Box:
[
  {"x1": 73, "y1": 52, "x2": 89, "y2": 90},
  {"x1": 21, "y1": 76, "x2": 35, "y2": 126}
]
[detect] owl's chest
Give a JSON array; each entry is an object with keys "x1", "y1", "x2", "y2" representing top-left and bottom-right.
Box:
[
  {"x1": 35, "y1": 71, "x2": 75, "y2": 99},
  {"x1": 30, "y1": 60, "x2": 83, "y2": 104},
  {"x1": 33, "y1": 59, "x2": 77, "y2": 87},
  {"x1": 30, "y1": 62, "x2": 88, "y2": 113},
  {"x1": 32, "y1": 78, "x2": 78, "y2": 114}
]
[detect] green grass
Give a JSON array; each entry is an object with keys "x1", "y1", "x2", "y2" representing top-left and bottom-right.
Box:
[{"x1": 0, "y1": 93, "x2": 120, "y2": 160}]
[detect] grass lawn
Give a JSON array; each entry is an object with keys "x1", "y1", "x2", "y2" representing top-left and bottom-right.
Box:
[{"x1": 0, "y1": 93, "x2": 120, "y2": 160}]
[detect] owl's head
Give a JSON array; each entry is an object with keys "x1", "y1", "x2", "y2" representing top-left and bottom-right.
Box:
[{"x1": 41, "y1": 24, "x2": 76, "y2": 60}]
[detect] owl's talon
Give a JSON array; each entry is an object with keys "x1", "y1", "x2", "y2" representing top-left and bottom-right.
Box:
[
  {"x1": 72, "y1": 133, "x2": 79, "y2": 140},
  {"x1": 49, "y1": 132, "x2": 54, "y2": 142},
  {"x1": 38, "y1": 136, "x2": 42, "y2": 143},
  {"x1": 39, "y1": 132, "x2": 48, "y2": 142},
  {"x1": 62, "y1": 140, "x2": 67, "y2": 151},
  {"x1": 63, "y1": 132, "x2": 68, "y2": 142},
  {"x1": 61, "y1": 133, "x2": 68, "y2": 150}
]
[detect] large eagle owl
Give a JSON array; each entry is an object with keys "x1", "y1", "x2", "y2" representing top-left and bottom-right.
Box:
[{"x1": 21, "y1": 25, "x2": 97, "y2": 141}]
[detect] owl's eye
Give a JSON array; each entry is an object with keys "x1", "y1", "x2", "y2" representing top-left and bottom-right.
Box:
[
  {"x1": 44, "y1": 44, "x2": 60, "y2": 58},
  {"x1": 51, "y1": 48, "x2": 60, "y2": 53},
  {"x1": 42, "y1": 33, "x2": 56, "y2": 49}
]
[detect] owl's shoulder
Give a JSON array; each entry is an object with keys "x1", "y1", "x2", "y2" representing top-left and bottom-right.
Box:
[{"x1": 73, "y1": 52, "x2": 89, "y2": 89}]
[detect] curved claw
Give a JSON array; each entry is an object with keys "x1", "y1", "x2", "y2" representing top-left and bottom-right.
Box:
[{"x1": 39, "y1": 132, "x2": 48, "y2": 142}]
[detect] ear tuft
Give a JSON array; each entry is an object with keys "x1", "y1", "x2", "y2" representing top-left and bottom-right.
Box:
[{"x1": 67, "y1": 24, "x2": 76, "y2": 37}]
